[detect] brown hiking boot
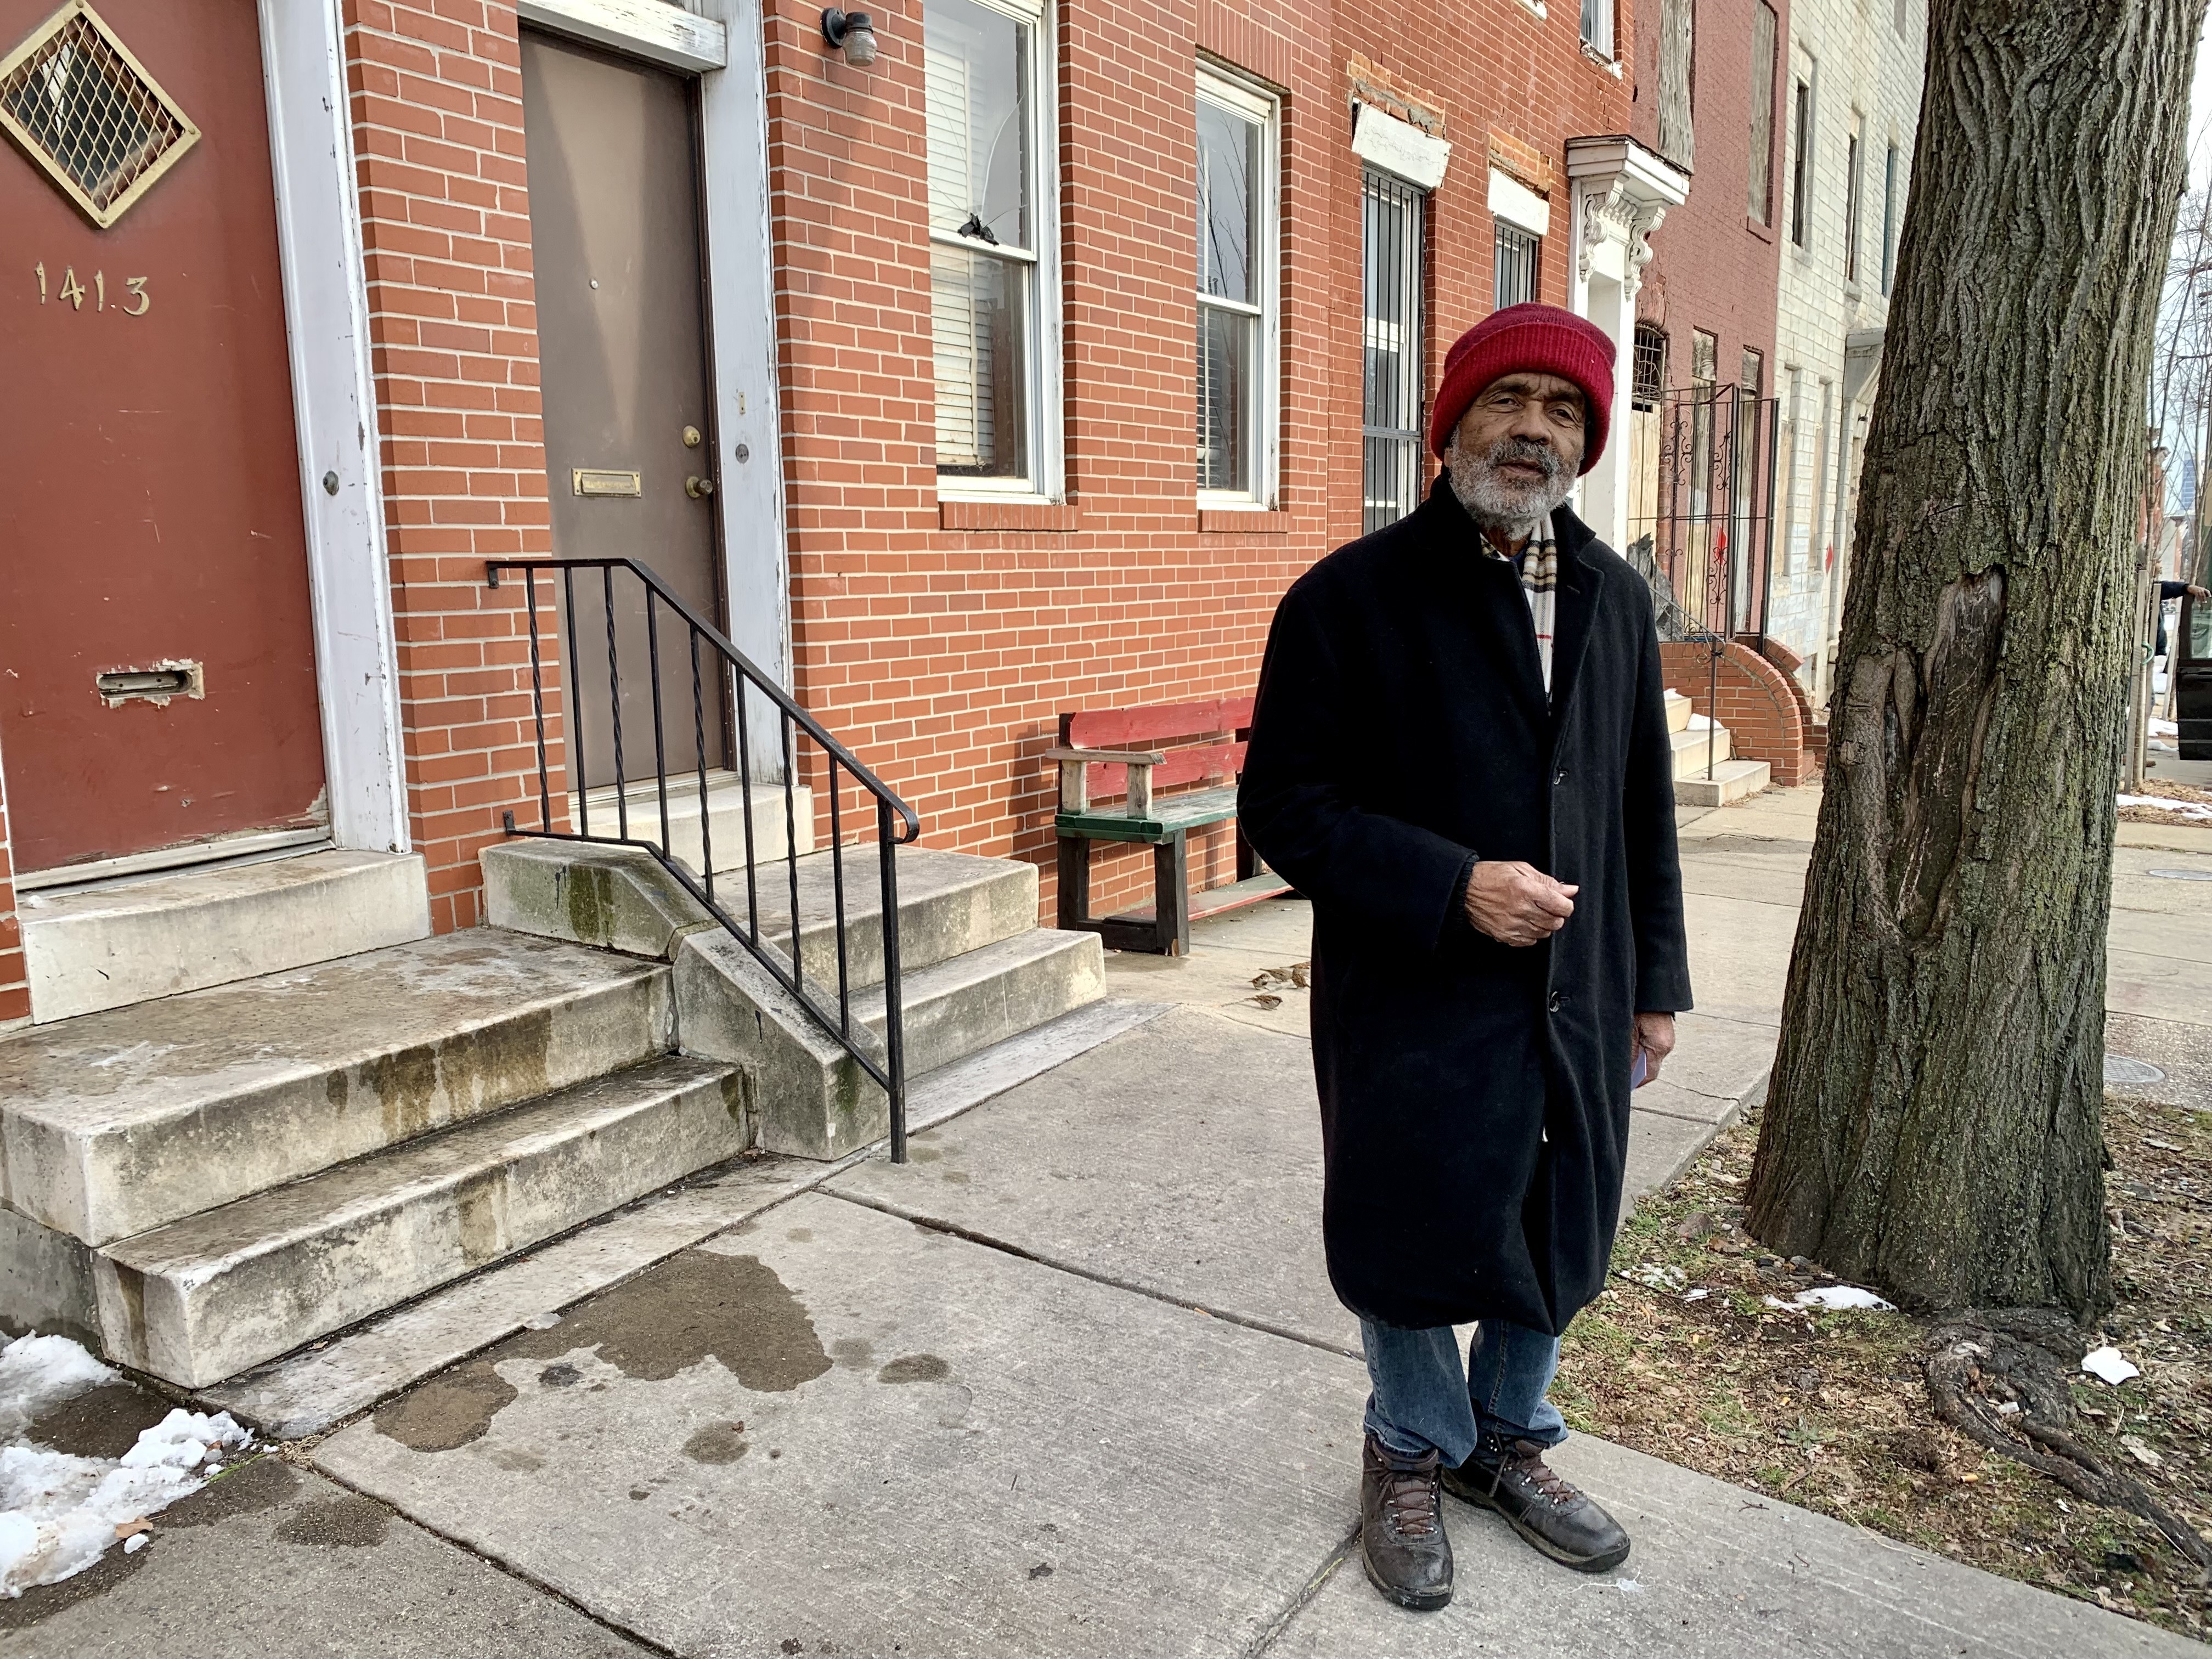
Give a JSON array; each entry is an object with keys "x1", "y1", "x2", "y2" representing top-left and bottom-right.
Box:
[
  {"x1": 1359, "y1": 1434, "x2": 1453, "y2": 1610},
  {"x1": 1441, "y1": 1437, "x2": 1630, "y2": 1573}
]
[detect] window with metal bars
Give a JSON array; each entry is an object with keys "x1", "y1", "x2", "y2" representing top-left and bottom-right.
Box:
[
  {"x1": 1632, "y1": 323, "x2": 1668, "y2": 411},
  {"x1": 1362, "y1": 170, "x2": 1426, "y2": 533},
  {"x1": 1493, "y1": 221, "x2": 1540, "y2": 309}
]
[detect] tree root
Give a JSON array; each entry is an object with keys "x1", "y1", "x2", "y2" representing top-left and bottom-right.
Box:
[{"x1": 1925, "y1": 1310, "x2": 2211, "y2": 1579}]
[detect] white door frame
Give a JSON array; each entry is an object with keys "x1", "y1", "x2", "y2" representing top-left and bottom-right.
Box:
[
  {"x1": 517, "y1": 0, "x2": 793, "y2": 714},
  {"x1": 259, "y1": 0, "x2": 409, "y2": 854}
]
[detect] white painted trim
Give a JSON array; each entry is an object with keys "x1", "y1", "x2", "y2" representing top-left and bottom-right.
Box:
[
  {"x1": 518, "y1": 0, "x2": 728, "y2": 71},
  {"x1": 1352, "y1": 104, "x2": 1451, "y2": 191},
  {"x1": 259, "y1": 0, "x2": 409, "y2": 854},
  {"x1": 1488, "y1": 167, "x2": 1551, "y2": 239},
  {"x1": 693, "y1": 0, "x2": 791, "y2": 730},
  {"x1": 1198, "y1": 65, "x2": 1281, "y2": 508}
]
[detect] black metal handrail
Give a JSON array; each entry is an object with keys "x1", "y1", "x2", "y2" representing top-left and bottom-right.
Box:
[{"x1": 488, "y1": 557, "x2": 922, "y2": 1161}]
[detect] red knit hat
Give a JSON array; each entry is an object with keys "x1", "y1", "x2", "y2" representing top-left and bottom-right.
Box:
[{"x1": 1427, "y1": 303, "x2": 1617, "y2": 474}]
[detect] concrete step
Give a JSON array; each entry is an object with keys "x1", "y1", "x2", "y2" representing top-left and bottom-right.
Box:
[
  {"x1": 1663, "y1": 688, "x2": 1692, "y2": 733},
  {"x1": 1673, "y1": 757, "x2": 1772, "y2": 807},
  {"x1": 1667, "y1": 722, "x2": 1735, "y2": 774},
  {"x1": 94, "y1": 1054, "x2": 747, "y2": 1388},
  {"x1": 564, "y1": 776, "x2": 814, "y2": 876},
  {"x1": 16, "y1": 849, "x2": 432, "y2": 1024},
  {"x1": 484, "y1": 840, "x2": 1037, "y2": 989},
  {"x1": 0, "y1": 930, "x2": 672, "y2": 1249},
  {"x1": 677, "y1": 924, "x2": 1107, "y2": 1160}
]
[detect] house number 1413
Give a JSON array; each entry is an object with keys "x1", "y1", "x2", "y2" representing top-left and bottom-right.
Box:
[{"x1": 33, "y1": 263, "x2": 150, "y2": 315}]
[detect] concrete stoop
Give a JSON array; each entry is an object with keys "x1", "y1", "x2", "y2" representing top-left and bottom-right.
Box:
[
  {"x1": 1664, "y1": 690, "x2": 1772, "y2": 806},
  {"x1": 0, "y1": 842, "x2": 1102, "y2": 1390},
  {"x1": 487, "y1": 839, "x2": 1107, "y2": 1160}
]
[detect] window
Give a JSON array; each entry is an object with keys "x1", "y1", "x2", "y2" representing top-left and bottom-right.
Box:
[
  {"x1": 1580, "y1": 0, "x2": 1615, "y2": 58},
  {"x1": 925, "y1": 0, "x2": 1058, "y2": 494},
  {"x1": 1633, "y1": 323, "x2": 1668, "y2": 410},
  {"x1": 1789, "y1": 76, "x2": 1812, "y2": 247},
  {"x1": 1748, "y1": 3, "x2": 1776, "y2": 223},
  {"x1": 1880, "y1": 141, "x2": 1899, "y2": 294},
  {"x1": 1740, "y1": 346, "x2": 1764, "y2": 395},
  {"x1": 1494, "y1": 221, "x2": 1541, "y2": 308},
  {"x1": 1362, "y1": 169, "x2": 1426, "y2": 533},
  {"x1": 1843, "y1": 115, "x2": 1863, "y2": 285},
  {"x1": 1195, "y1": 71, "x2": 1279, "y2": 504}
]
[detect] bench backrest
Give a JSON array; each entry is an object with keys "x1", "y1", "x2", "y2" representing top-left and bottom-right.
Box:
[{"x1": 1060, "y1": 697, "x2": 1255, "y2": 802}]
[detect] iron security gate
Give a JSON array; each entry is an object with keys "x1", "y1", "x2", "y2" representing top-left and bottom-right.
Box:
[
  {"x1": 1362, "y1": 169, "x2": 1425, "y2": 533},
  {"x1": 1624, "y1": 384, "x2": 1780, "y2": 646}
]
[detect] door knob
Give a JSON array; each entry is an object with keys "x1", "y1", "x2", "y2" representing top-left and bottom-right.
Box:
[{"x1": 686, "y1": 475, "x2": 715, "y2": 499}]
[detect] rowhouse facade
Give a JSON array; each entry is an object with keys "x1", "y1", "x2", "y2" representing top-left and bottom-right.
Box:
[{"x1": 0, "y1": 0, "x2": 1692, "y2": 1025}]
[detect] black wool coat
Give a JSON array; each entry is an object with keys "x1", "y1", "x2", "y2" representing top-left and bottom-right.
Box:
[{"x1": 1238, "y1": 481, "x2": 1693, "y2": 1336}]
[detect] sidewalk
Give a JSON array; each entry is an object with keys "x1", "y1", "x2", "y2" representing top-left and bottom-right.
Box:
[{"x1": 16, "y1": 787, "x2": 2210, "y2": 1658}]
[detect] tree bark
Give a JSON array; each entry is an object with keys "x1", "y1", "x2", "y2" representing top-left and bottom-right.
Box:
[{"x1": 1746, "y1": 0, "x2": 2206, "y2": 1318}]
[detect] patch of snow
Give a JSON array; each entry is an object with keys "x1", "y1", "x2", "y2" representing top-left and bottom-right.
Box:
[
  {"x1": 0, "y1": 1334, "x2": 252, "y2": 1598},
  {"x1": 1683, "y1": 1288, "x2": 1711, "y2": 1302},
  {"x1": 1793, "y1": 1285, "x2": 1897, "y2": 1312},
  {"x1": 0, "y1": 1333, "x2": 117, "y2": 1441},
  {"x1": 2083, "y1": 1345, "x2": 2141, "y2": 1386},
  {"x1": 2119, "y1": 793, "x2": 2212, "y2": 822},
  {"x1": 122, "y1": 1532, "x2": 147, "y2": 1554},
  {"x1": 2151, "y1": 718, "x2": 2179, "y2": 736},
  {"x1": 522, "y1": 1311, "x2": 562, "y2": 1331},
  {"x1": 1616, "y1": 1578, "x2": 1644, "y2": 1594}
]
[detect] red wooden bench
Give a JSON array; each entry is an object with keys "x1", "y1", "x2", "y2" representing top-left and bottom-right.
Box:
[{"x1": 1047, "y1": 697, "x2": 1292, "y2": 955}]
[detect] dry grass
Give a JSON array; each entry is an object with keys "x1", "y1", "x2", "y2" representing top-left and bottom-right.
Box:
[
  {"x1": 2122, "y1": 777, "x2": 2212, "y2": 824},
  {"x1": 1556, "y1": 1092, "x2": 2212, "y2": 1640}
]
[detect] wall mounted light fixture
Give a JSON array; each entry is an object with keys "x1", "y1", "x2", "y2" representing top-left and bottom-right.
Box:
[{"x1": 820, "y1": 8, "x2": 879, "y2": 66}]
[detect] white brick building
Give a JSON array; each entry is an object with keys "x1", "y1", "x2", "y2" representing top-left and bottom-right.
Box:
[{"x1": 1769, "y1": 0, "x2": 1927, "y2": 701}]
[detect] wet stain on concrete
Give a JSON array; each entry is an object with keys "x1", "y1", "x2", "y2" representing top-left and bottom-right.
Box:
[
  {"x1": 165, "y1": 1456, "x2": 302, "y2": 1528},
  {"x1": 358, "y1": 1008, "x2": 554, "y2": 1143},
  {"x1": 274, "y1": 1493, "x2": 391, "y2": 1548},
  {"x1": 829, "y1": 1337, "x2": 874, "y2": 1370},
  {"x1": 785, "y1": 1227, "x2": 814, "y2": 1242},
  {"x1": 682, "y1": 1421, "x2": 749, "y2": 1464},
  {"x1": 455, "y1": 1168, "x2": 512, "y2": 1267},
  {"x1": 877, "y1": 1354, "x2": 950, "y2": 1385},
  {"x1": 538, "y1": 1362, "x2": 584, "y2": 1387},
  {"x1": 561, "y1": 864, "x2": 618, "y2": 945},
  {"x1": 372, "y1": 1358, "x2": 519, "y2": 1452},
  {"x1": 487, "y1": 1445, "x2": 546, "y2": 1472},
  {"x1": 506, "y1": 1249, "x2": 832, "y2": 1391},
  {"x1": 25, "y1": 1381, "x2": 171, "y2": 1459}
]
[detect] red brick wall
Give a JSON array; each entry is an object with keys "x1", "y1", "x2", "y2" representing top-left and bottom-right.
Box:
[
  {"x1": 0, "y1": 738, "x2": 24, "y2": 1028},
  {"x1": 1661, "y1": 638, "x2": 1808, "y2": 785},
  {"x1": 343, "y1": 0, "x2": 567, "y2": 933},
  {"x1": 1630, "y1": 0, "x2": 1783, "y2": 390},
  {"x1": 765, "y1": 0, "x2": 1635, "y2": 920}
]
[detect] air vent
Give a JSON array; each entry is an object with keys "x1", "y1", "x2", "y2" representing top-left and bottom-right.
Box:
[{"x1": 0, "y1": 1, "x2": 199, "y2": 229}]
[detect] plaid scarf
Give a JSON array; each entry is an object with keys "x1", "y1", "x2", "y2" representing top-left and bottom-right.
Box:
[{"x1": 1476, "y1": 513, "x2": 1559, "y2": 694}]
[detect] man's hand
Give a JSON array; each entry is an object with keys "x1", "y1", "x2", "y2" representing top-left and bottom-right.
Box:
[
  {"x1": 1464, "y1": 860, "x2": 1577, "y2": 947},
  {"x1": 1632, "y1": 1012, "x2": 1676, "y2": 1086},
  {"x1": 2189, "y1": 583, "x2": 2211, "y2": 601}
]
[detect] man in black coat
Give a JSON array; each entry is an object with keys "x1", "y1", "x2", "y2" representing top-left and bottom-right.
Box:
[{"x1": 1239, "y1": 303, "x2": 1692, "y2": 1610}]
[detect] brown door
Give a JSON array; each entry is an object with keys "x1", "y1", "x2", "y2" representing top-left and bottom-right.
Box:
[
  {"x1": 0, "y1": 0, "x2": 326, "y2": 875},
  {"x1": 521, "y1": 30, "x2": 725, "y2": 792}
]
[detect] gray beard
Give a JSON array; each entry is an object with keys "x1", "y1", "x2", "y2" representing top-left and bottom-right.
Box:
[{"x1": 1446, "y1": 445, "x2": 1575, "y2": 539}]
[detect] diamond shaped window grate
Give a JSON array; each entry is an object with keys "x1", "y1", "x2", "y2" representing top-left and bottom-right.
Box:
[{"x1": 0, "y1": 1, "x2": 198, "y2": 229}]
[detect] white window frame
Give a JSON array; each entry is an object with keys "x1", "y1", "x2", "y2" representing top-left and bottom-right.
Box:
[
  {"x1": 1195, "y1": 64, "x2": 1281, "y2": 511},
  {"x1": 1579, "y1": 0, "x2": 1616, "y2": 60},
  {"x1": 928, "y1": 0, "x2": 1064, "y2": 503}
]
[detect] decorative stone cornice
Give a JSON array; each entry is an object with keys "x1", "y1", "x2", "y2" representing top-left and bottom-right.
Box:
[{"x1": 1562, "y1": 134, "x2": 1690, "y2": 291}]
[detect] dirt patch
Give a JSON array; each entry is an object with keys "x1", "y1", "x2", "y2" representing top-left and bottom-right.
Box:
[
  {"x1": 1555, "y1": 1092, "x2": 2212, "y2": 1640},
  {"x1": 2121, "y1": 778, "x2": 2212, "y2": 825},
  {"x1": 372, "y1": 1358, "x2": 519, "y2": 1452},
  {"x1": 682, "y1": 1421, "x2": 749, "y2": 1464},
  {"x1": 24, "y1": 1381, "x2": 171, "y2": 1459},
  {"x1": 877, "y1": 1354, "x2": 950, "y2": 1385},
  {"x1": 274, "y1": 1493, "x2": 392, "y2": 1548},
  {"x1": 508, "y1": 1249, "x2": 832, "y2": 1391},
  {"x1": 162, "y1": 1455, "x2": 300, "y2": 1528}
]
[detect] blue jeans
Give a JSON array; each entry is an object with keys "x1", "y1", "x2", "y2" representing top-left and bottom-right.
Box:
[{"x1": 1360, "y1": 1317, "x2": 1567, "y2": 1468}]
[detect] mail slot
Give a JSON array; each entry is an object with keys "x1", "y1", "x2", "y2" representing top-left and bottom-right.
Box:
[
  {"x1": 97, "y1": 661, "x2": 205, "y2": 706},
  {"x1": 573, "y1": 468, "x2": 642, "y2": 498}
]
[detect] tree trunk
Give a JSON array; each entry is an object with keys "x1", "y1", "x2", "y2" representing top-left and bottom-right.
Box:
[{"x1": 1746, "y1": 0, "x2": 2205, "y2": 1318}]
